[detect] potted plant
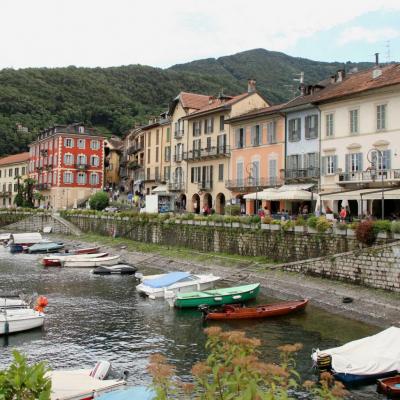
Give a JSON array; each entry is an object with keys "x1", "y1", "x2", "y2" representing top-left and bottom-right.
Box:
[
  {"x1": 306, "y1": 216, "x2": 318, "y2": 234},
  {"x1": 294, "y1": 216, "x2": 306, "y2": 233},
  {"x1": 346, "y1": 222, "x2": 358, "y2": 236},
  {"x1": 240, "y1": 216, "x2": 252, "y2": 229},
  {"x1": 261, "y1": 216, "x2": 272, "y2": 230},
  {"x1": 250, "y1": 215, "x2": 261, "y2": 229},
  {"x1": 373, "y1": 220, "x2": 392, "y2": 239},
  {"x1": 315, "y1": 217, "x2": 333, "y2": 234},
  {"x1": 281, "y1": 220, "x2": 294, "y2": 232},
  {"x1": 230, "y1": 216, "x2": 240, "y2": 228},
  {"x1": 391, "y1": 221, "x2": 400, "y2": 240},
  {"x1": 334, "y1": 222, "x2": 347, "y2": 235},
  {"x1": 270, "y1": 219, "x2": 281, "y2": 231}
]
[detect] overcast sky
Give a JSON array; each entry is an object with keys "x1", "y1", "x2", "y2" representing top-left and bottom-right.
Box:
[{"x1": 1, "y1": 0, "x2": 400, "y2": 69}]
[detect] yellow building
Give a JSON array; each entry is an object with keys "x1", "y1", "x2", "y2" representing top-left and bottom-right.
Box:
[
  {"x1": 0, "y1": 152, "x2": 30, "y2": 207},
  {"x1": 104, "y1": 136, "x2": 123, "y2": 191}
]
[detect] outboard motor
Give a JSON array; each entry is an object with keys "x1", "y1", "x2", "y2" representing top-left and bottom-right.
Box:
[
  {"x1": 198, "y1": 305, "x2": 209, "y2": 320},
  {"x1": 89, "y1": 361, "x2": 112, "y2": 380}
]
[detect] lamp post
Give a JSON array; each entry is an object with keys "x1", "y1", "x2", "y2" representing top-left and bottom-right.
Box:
[
  {"x1": 367, "y1": 148, "x2": 384, "y2": 219},
  {"x1": 246, "y1": 162, "x2": 258, "y2": 215}
]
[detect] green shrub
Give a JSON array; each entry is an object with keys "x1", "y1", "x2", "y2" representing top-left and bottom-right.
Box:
[
  {"x1": 307, "y1": 215, "x2": 318, "y2": 229},
  {"x1": 210, "y1": 214, "x2": 225, "y2": 223},
  {"x1": 348, "y1": 222, "x2": 359, "y2": 230},
  {"x1": 271, "y1": 219, "x2": 281, "y2": 225},
  {"x1": 356, "y1": 220, "x2": 376, "y2": 246},
  {"x1": 281, "y1": 220, "x2": 294, "y2": 231},
  {"x1": 294, "y1": 216, "x2": 306, "y2": 226},
  {"x1": 315, "y1": 217, "x2": 332, "y2": 233},
  {"x1": 391, "y1": 221, "x2": 400, "y2": 234},
  {"x1": 89, "y1": 191, "x2": 109, "y2": 211},
  {"x1": 239, "y1": 216, "x2": 252, "y2": 224},
  {"x1": 224, "y1": 204, "x2": 241, "y2": 216},
  {"x1": 181, "y1": 213, "x2": 195, "y2": 220},
  {"x1": 262, "y1": 216, "x2": 272, "y2": 224},
  {"x1": 373, "y1": 219, "x2": 392, "y2": 233},
  {"x1": 249, "y1": 215, "x2": 261, "y2": 224},
  {"x1": 335, "y1": 223, "x2": 347, "y2": 231}
]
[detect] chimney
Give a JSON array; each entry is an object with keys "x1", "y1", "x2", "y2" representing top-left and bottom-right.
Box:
[
  {"x1": 330, "y1": 75, "x2": 335, "y2": 84},
  {"x1": 247, "y1": 79, "x2": 256, "y2": 93},
  {"x1": 299, "y1": 83, "x2": 306, "y2": 96},
  {"x1": 336, "y1": 69, "x2": 345, "y2": 83},
  {"x1": 375, "y1": 52, "x2": 379, "y2": 66},
  {"x1": 372, "y1": 53, "x2": 382, "y2": 79}
]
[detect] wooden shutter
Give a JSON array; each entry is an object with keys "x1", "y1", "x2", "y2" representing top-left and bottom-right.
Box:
[
  {"x1": 235, "y1": 129, "x2": 240, "y2": 148},
  {"x1": 321, "y1": 156, "x2": 326, "y2": 176},
  {"x1": 191, "y1": 167, "x2": 194, "y2": 183},
  {"x1": 210, "y1": 165, "x2": 213, "y2": 184},
  {"x1": 345, "y1": 154, "x2": 350, "y2": 173},
  {"x1": 314, "y1": 115, "x2": 319, "y2": 139},
  {"x1": 251, "y1": 126, "x2": 256, "y2": 146},
  {"x1": 210, "y1": 118, "x2": 214, "y2": 133},
  {"x1": 383, "y1": 150, "x2": 391, "y2": 170},
  {"x1": 357, "y1": 153, "x2": 363, "y2": 171},
  {"x1": 305, "y1": 116, "x2": 310, "y2": 139},
  {"x1": 333, "y1": 155, "x2": 338, "y2": 172}
]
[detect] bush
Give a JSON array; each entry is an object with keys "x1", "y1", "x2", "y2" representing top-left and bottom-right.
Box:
[
  {"x1": 262, "y1": 216, "x2": 272, "y2": 224},
  {"x1": 335, "y1": 223, "x2": 347, "y2": 231},
  {"x1": 224, "y1": 204, "x2": 241, "y2": 216},
  {"x1": 307, "y1": 215, "x2": 318, "y2": 229},
  {"x1": 89, "y1": 191, "x2": 109, "y2": 211},
  {"x1": 391, "y1": 221, "x2": 400, "y2": 234},
  {"x1": 249, "y1": 215, "x2": 261, "y2": 224},
  {"x1": 294, "y1": 216, "x2": 306, "y2": 226},
  {"x1": 281, "y1": 220, "x2": 294, "y2": 231},
  {"x1": 315, "y1": 217, "x2": 332, "y2": 233},
  {"x1": 373, "y1": 219, "x2": 392, "y2": 233},
  {"x1": 356, "y1": 220, "x2": 377, "y2": 246}
]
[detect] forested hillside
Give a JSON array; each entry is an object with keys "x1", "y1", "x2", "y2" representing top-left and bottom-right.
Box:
[{"x1": 0, "y1": 48, "x2": 373, "y2": 156}]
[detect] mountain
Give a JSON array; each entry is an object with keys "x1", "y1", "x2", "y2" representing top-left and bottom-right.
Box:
[{"x1": 0, "y1": 48, "x2": 374, "y2": 157}]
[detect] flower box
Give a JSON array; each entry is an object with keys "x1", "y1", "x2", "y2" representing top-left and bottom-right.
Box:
[
  {"x1": 181, "y1": 220, "x2": 188, "y2": 224},
  {"x1": 194, "y1": 221, "x2": 202, "y2": 225},
  {"x1": 377, "y1": 231, "x2": 388, "y2": 239},
  {"x1": 208, "y1": 221, "x2": 215, "y2": 226},
  {"x1": 346, "y1": 228, "x2": 355, "y2": 237},
  {"x1": 393, "y1": 233, "x2": 400, "y2": 240},
  {"x1": 200, "y1": 221, "x2": 208, "y2": 226},
  {"x1": 187, "y1": 220, "x2": 194, "y2": 225},
  {"x1": 307, "y1": 227, "x2": 317, "y2": 234},
  {"x1": 241, "y1": 224, "x2": 251, "y2": 229},
  {"x1": 334, "y1": 227, "x2": 346, "y2": 235},
  {"x1": 294, "y1": 226, "x2": 305, "y2": 233},
  {"x1": 261, "y1": 223, "x2": 270, "y2": 230},
  {"x1": 214, "y1": 222, "x2": 223, "y2": 227},
  {"x1": 231, "y1": 222, "x2": 240, "y2": 228},
  {"x1": 270, "y1": 224, "x2": 281, "y2": 231}
]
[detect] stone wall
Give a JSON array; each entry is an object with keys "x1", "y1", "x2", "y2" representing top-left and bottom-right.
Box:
[
  {"x1": 0, "y1": 212, "x2": 28, "y2": 228},
  {"x1": 64, "y1": 214, "x2": 363, "y2": 262},
  {"x1": 279, "y1": 241, "x2": 400, "y2": 291}
]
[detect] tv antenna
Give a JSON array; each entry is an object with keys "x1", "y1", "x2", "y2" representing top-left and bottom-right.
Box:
[
  {"x1": 284, "y1": 84, "x2": 297, "y2": 99},
  {"x1": 293, "y1": 72, "x2": 304, "y2": 84}
]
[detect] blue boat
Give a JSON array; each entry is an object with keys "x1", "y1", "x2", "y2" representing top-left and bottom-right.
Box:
[
  {"x1": 97, "y1": 387, "x2": 155, "y2": 400},
  {"x1": 28, "y1": 242, "x2": 64, "y2": 254},
  {"x1": 9, "y1": 244, "x2": 24, "y2": 253}
]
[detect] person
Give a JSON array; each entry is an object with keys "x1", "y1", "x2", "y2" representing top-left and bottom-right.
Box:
[
  {"x1": 339, "y1": 207, "x2": 347, "y2": 223},
  {"x1": 346, "y1": 206, "x2": 351, "y2": 222},
  {"x1": 264, "y1": 206, "x2": 271, "y2": 217},
  {"x1": 258, "y1": 208, "x2": 265, "y2": 218}
]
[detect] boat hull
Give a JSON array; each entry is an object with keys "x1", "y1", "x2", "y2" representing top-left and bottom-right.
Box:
[
  {"x1": 204, "y1": 299, "x2": 308, "y2": 320},
  {"x1": 92, "y1": 265, "x2": 137, "y2": 275},
  {"x1": 42, "y1": 252, "x2": 108, "y2": 266},
  {"x1": 136, "y1": 280, "x2": 217, "y2": 298},
  {"x1": 377, "y1": 375, "x2": 400, "y2": 397},
  {"x1": 0, "y1": 311, "x2": 44, "y2": 335},
  {"x1": 335, "y1": 370, "x2": 398, "y2": 386},
  {"x1": 62, "y1": 255, "x2": 121, "y2": 268},
  {"x1": 174, "y1": 284, "x2": 260, "y2": 308}
]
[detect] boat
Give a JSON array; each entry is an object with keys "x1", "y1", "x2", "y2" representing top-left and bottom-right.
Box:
[
  {"x1": 49, "y1": 361, "x2": 127, "y2": 400},
  {"x1": 0, "y1": 295, "x2": 29, "y2": 309},
  {"x1": 136, "y1": 271, "x2": 220, "y2": 299},
  {"x1": 28, "y1": 242, "x2": 64, "y2": 254},
  {"x1": 377, "y1": 375, "x2": 400, "y2": 397},
  {"x1": 312, "y1": 327, "x2": 400, "y2": 385},
  {"x1": 62, "y1": 255, "x2": 121, "y2": 268},
  {"x1": 97, "y1": 387, "x2": 155, "y2": 399},
  {"x1": 0, "y1": 308, "x2": 45, "y2": 335},
  {"x1": 42, "y1": 252, "x2": 109, "y2": 267},
  {"x1": 201, "y1": 299, "x2": 308, "y2": 320},
  {"x1": 174, "y1": 283, "x2": 260, "y2": 308},
  {"x1": 0, "y1": 233, "x2": 11, "y2": 244},
  {"x1": 72, "y1": 246, "x2": 101, "y2": 255},
  {"x1": 9, "y1": 232, "x2": 43, "y2": 253},
  {"x1": 91, "y1": 264, "x2": 137, "y2": 275}
]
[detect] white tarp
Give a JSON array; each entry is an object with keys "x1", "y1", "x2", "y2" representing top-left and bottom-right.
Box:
[
  {"x1": 10, "y1": 232, "x2": 42, "y2": 244},
  {"x1": 312, "y1": 327, "x2": 400, "y2": 376}
]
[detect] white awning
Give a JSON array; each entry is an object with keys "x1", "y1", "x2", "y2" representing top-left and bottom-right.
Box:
[
  {"x1": 151, "y1": 185, "x2": 168, "y2": 194},
  {"x1": 243, "y1": 187, "x2": 313, "y2": 201},
  {"x1": 319, "y1": 188, "x2": 400, "y2": 201},
  {"x1": 278, "y1": 183, "x2": 314, "y2": 191},
  {"x1": 243, "y1": 188, "x2": 278, "y2": 200}
]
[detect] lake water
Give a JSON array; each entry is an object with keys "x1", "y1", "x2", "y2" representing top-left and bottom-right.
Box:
[{"x1": 0, "y1": 247, "x2": 383, "y2": 399}]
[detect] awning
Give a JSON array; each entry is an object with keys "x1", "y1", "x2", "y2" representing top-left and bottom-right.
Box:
[
  {"x1": 243, "y1": 188, "x2": 278, "y2": 200},
  {"x1": 134, "y1": 180, "x2": 142, "y2": 185},
  {"x1": 243, "y1": 186, "x2": 313, "y2": 201},
  {"x1": 151, "y1": 185, "x2": 168, "y2": 194},
  {"x1": 319, "y1": 188, "x2": 400, "y2": 201},
  {"x1": 278, "y1": 183, "x2": 314, "y2": 191},
  {"x1": 268, "y1": 189, "x2": 313, "y2": 201}
]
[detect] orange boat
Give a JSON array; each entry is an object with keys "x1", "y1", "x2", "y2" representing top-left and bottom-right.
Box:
[
  {"x1": 377, "y1": 375, "x2": 400, "y2": 398},
  {"x1": 202, "y1": 299, "x2": 308, "y2": 321}
]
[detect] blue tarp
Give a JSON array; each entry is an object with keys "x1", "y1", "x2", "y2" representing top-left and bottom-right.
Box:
[
  {"x1": 143, "y1": 272, "x2": 190, "y2": 288},
  {"x1": 97, "y1": 387, "x2": 155, "y2": 400}
]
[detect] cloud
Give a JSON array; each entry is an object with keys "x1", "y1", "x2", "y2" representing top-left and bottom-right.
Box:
[{"x1": 338, "y1": 26, "x2": 400, "y2": 45}]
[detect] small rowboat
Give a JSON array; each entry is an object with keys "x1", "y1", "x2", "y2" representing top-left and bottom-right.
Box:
[
  {"x1": 71, "y1": 246, "x2": 101, "y2": 255},
  {"x1": 377, "y1": 375, "x2": 400, "y2": 397},
  {"x1": 201, "y1": 299, "x2": 308, "y2": 321},
  {"x1": 62, "y1": 255, "x2": 121, "y2": 268},
  {"x1": 42, "y1": 252, "x2": 109, "y2": 267},
  {"x1": 28, "y1": 242, "x2": 64, "y2": 254},
  {"x1": 91, "y1": 264, "x2": 137, "y2": 275}
]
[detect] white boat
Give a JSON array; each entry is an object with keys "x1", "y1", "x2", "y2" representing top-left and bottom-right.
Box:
[
  {"x1": 62, "y1": 255, "x2": 121, "y2": 268},
  {"x1": 0, "y1": 295, "x2": 29, "y2": 309},
  {"x1": 42, "y1": 252, "x2": 109, "y2": 266},
  {"x1": 0, "y1": 308, "x2": 45, "y2": 335},
  {"x1": 50, "y1": 361, "x2": 126, "y2": 400},
  {"x1": 136, "y1": 271, "x2": 220, "y2": 299},
  {"x1": 0, "y1": 233, "x2": 11, "y2": 244},
  {"x1": 91, "y1": 264, "x2": 137, "y2": 275}
]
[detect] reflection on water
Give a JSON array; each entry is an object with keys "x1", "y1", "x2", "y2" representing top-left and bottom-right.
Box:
[{"x1": 0, "y1": 247, "x2": 382, "y2": 398}]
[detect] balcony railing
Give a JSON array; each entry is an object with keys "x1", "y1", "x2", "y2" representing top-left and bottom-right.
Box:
[
  {"x1": 183, "y1": 146, "x2": 230, "y2": 161},
  {"x1": 36, "y1": 183, "x2": 51, "y2": 191},
  {"x1": 166, "y1": 180, "x2": 185, "y2": 191},
  {"x1": 198, "y1": 180, "x2": 213, "y2": 191},
  {"x1": 174, "y1": 130, "x2": 184, "y2": 139},
  {"x1": 145, "y1": 174, "x2": 165, "y2": 183},
  {"x1": 127, "y1": 143, "x2": 143, "y2": 155},
  {"x1": 225, "y1": 177, "x2": 282, "y2": 190},
  {"x1": 0, "y1": 191, "x2": 11, "y2": 198},
  {"x1": 337, "y1": 169, "x2": 400, "y2": 185},
  {"x1": 283, "y1": 168, "x2": 320, "y2": 181},
  {"x1": 173, "y1": 153, "x2": 183, "y2": 162},
  {"x1": 120, "y1": 155, "x2": 128, "y2": 165},
  {"x1": 75, "y1": 163, "x2": 88, "y2": 170}
]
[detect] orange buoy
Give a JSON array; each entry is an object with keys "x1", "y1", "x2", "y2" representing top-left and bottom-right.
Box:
[{"x1": 34, "y1": 296, "x2": 48, "y2": 312}]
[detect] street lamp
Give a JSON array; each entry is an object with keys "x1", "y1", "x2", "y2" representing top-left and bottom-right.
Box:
[
  {"x1": 246, "y1": 162, "x2": 259, "y2": 215},
  {"x1": 367, "y1": 148, "x2": 384, "y2": 219}
]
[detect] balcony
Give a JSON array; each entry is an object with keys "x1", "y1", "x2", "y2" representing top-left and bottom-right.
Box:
[
  {"x1": 36, "y1": 183, "x2": 51, "y2": 191},
  {"x1": 166, "y1": 180, "x2": 185, "y2": 192},
  {"x1": 283, "y1": 168, "x2": 320, "y2": 182},
  {"x1": 174, "y1": 130, "x2": 184, "y2": 139},
  {"x1": 127, "y1": 161, "x2": 142, "y2": 170},
  {"x1": 145, "y1": 174, "x2": 165, "y2": 183},
  {"x1": 184, "y1": 146, "x2": 231, "y2": 161},
  {"x1": 127, "y1": 143, "x2": 143, "y2": 155},
  {"x1": 225, "y1": 177, "x2": 282, "y2": 191},
  {"x1": 198, "y1": 180, "x2": 213, "y2": 191},
  {"x1": 120, "y1": 155, "x2": 128, "y2": 166},
  {"x1": 173, "y1": 153, "x2": 183, "y2": 162},
  {"x1": 75, "y1": 163, "x2": 88, "y2": 171},
  {"x1": 0, "y1": 191, "x2": 11, "y2": 198},
  {"x1": 337, "y1": 169, "x2": 400, "y2": 186}
]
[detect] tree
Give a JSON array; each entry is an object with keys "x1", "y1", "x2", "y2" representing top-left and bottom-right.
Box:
[
  {"x1": 34, "y1": 191, "x2": 45, "y2": 207},
  {"x1": 13, "y1": 174, "x2": 23, "y2": 207},
  {"x1": 89, "y1": 191, "x2": 109, "y2": 210},
  {"x1": 22, "y1": 177, "x2": 36, "y2": 207}
]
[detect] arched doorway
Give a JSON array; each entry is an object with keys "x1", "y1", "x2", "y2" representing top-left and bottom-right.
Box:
[
  {"x1": 192, "y1": 193, "x2": 200, "y2": 214},
  {"x1": 215, "y1": 193, "x2": 226, "y2": 214},
  {"x1": 179, "y1": 194, "x2": 186, "y2": 211},
  {"x1": 203, "y1": 193, "x2": 212, "y2": 209},
  {"x1": 236, "y1": 194, "x2": 245, "y2": 215}
]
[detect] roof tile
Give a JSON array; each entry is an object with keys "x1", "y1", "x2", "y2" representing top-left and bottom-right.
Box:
[{"x1": 0, "y1": 152, "x2": 30, "y2": 166}]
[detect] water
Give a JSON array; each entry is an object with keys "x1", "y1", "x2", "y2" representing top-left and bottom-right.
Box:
[{"x1": 0, "y1": 247, "x2": 383, "y2": 399}]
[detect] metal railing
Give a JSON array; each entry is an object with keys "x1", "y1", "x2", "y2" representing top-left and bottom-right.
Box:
[
  {"x1": 284, "y1": 168, "x2": 320, "y2": 180},
  {"x1": 0, "y1": 191, "x2": 11, "y2": 198},
  {"x1": 183, "y1": 146, "x2": 230, "y2": 161},
  {"x1": 174, "y1": 130, "x2": 184, "y2": 139},
  {"x1": 127, "y1": 143, "x2": 144, "y2": 155},
  {"x1": 225, "y1": 177, "x2": 281, "y2": 190},
  {"x1": 75, "y1": 163, "x2": 88, "y2": 170},
  {"x1": 337, "y1": 169, "x2": 400, "y2": 183},
  {"x1": 166, "y1": 180, "x2": 185, "y2": 191},
  {"x1": 198, "y1": 181, "x2": 213, "y2": 190},
  {"x1": 35, "y1": 183, "x2": 51, "y2": 190},
  {"x1": 173, "y1": 153, "x2": 183, "y2": 162}
]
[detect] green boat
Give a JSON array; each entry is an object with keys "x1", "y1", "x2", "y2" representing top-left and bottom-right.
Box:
[{"x1": 174, "y1": 283, "x2": 260, "y2": 308}]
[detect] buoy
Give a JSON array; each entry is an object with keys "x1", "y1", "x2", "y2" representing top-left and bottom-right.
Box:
[{"x1": 34, "y1": 296, "x2": 49, "y2": 312}]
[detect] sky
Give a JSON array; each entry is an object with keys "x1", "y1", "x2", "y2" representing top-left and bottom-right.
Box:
[{"x1": 1, "y1": 0, "x2": 400, "y2": 69}]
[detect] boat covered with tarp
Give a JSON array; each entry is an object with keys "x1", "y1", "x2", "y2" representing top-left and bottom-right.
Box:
[
  {"x1": 9, "y1": 232, "x2": 43, "y2": 253},
  {"x1": 28, "y1": 242, "x2": 64, "y2": 254},
  {"x1": 312, "y1": 327, "x2": 400, "y2": 385}
]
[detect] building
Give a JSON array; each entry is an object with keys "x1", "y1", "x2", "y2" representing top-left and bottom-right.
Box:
[
  {"x1": 315, "y1": 63, "x2": 400, "y2": 218},
  {"x1": 225, "y1": 104, "x2": 285, "y2": 214},
  {"x1": 28, "y1": 123, "x2": 105, "y2": 209},
  {"x1": 104, "y1": 136, "x2": 123, "y2": 191},
  {"x1": 0, "y1": 152, "x2": 29, "y2": 207}
]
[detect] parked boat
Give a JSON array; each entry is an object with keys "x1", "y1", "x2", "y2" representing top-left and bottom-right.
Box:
[
  {"x1": 28, "y1": 242, "x2": 64, "y2": 254},
  {"x1": 0, "y1": 233, "x2": 11, "y2": 244},
  {"x1": 377, "y1": 375, "x2": 400, "y2": 398},
  {"x1": 92, "y1": 264, "x2": 137, "y2": 275},
  {"x1": 312, "y1": 327, "x2": 400, "y2": 385},
  {"x1": 201, "y1": 299, "x2": 308, "y2": 320},
  {"x1": 97, "y1": 387, "x2": 155, "y2": 400},
  {"x1": 174, "y1": 283, "x2": 260, "y2": 308},
  {"x1": 136, "y1": 271, "x2": 220, "y2": 299},
  {"x1": 0, "y1": 308, "x2": 45, "y2": 335},
  {"x1": 72, "y1": 246, "x2": 101, "y2": 255},
  {"x1": 49, "y1": 361, "x2": 126, "y2": 400},
  {"x1": 62, "y1": 255, "x2": 121, "y2": 268},
  {"x1": 0, "y1": 295, "x2": 29, "y2": 309},
  {"x1": 42, "y1": 252, "x2": 109, "y2": 267},
  {"x1": 9, "y1": 233, "x2": 43, "y2": 253}
]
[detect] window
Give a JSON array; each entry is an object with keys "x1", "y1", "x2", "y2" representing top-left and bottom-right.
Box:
[
  {"x1": 90, "y1": 140, "x2": 100, "y2": 150},
  {"x1": 305, "y1": 115, "x2": 318, "y2": 139},
  {"x1": 90, "y1": 155, "x2": 99, "y2": 166},
  {"x1": 53, "y1": 171, "x2": 57, "y2": 184},
  {"x1": 204, "y1": 117, "x2": 214, "y2": 134},
  {"x1": 155, "y1": 167, "x2": 159, "y2": 180},
  {"x1": 193, "y1": 121, "x2": 201, "y2": 136},
  {"x1": 49, "y1": 140, "x2": 53, "y2": 150},
  {"x1": 377, "y1": 104, "x2": 387, "y2": 130},
  {"x1": 14, "y1": 167, "x2": 19, "y2": 176},
  {"x1": 267, "y1": 121, "x2": 277, "y2": 144},
  {"x1": 164, "y1": 146, "x2": 171, "y2": 162},
  {"x1": 166, "y1": 127, "x2": 170, "y2": 142},
  {"x1": 63, "y1": 171, "x2": 73, "y2": 184},
  {"x1": 13, "y1": 184, "x2": 17, "y2": 192},
  {"x1": 191, "y1": 166, "x2": 201, "y2": 183},
  {"x1": 249, "y1": 160, "x2": 260, "y2": 185},
  {"x1": 54, "y1": 154, "x2": 58, "y2": 166},
  {"x1": 288, "y1": 118, "x2": 301, "y2": 141},
  {"x1": 345, "y1": 153, "x2": 362, "y2": 173},
  {"x1": 236, "y1": 161, "x2": 244, "y2": 185},
  {"x1": 77, "y1": 139, "x2": 85, "y2": 149},
  {"x1": 251, "y1": 125, "x2": 261, "y2": 146},
  {"x1": 219, "y1": 115, "x2": 225, "y2": 131},
  {"x1": 77, "y1": 172, "x2": 86, "y2": 184},
  {"x1": 217, "y1": 134, "x2": 226, "y2": 153},
  {"x1": 218, "y1": 164, "x2": 224, "y2": 181},
  {"x1": 206, "y1": 137, "x2": 212, "y2": 150},
  {"x1": 164, "y1": 166, "x2": 171, "y2": 180},
  {"x1": 146, "y1": 168, "x2": 151, "y2": 180},
  {"x1": 22, "y1": 167, "x2": 26, "y2": 175},
  {"x1": 235, "y1": 128, "x2": 245, "y2": 149},
  {"x1": 287, "y1": 154, "x2": 301, "y2": 170},
  {"x1": 147, "y1": 132, "x2": 151, "y2": 147},
  {"x1": 193, "y1": 139, "x2": 201, "y2": 157},
  {"x1": 77, "y1": 154, "x2": 87, "y2": 165},
  {"x1": 48, "y1": 173, "x2": 52, "y2": 184},
  {"x1": 8, "y1": 183, "x2": 12, "y2": 192},
  {"x1": 147, "y1": 148, "x2": 151, "y2": 163},
  {"x1": 156, "y1": 130, "x2": 160, "y2": 145},
  {"x1": 0, "y1": 170, "x2": 2, "y2": 178},
  {"x1": 323, "y1": 155, "x2": 337, "y2": 175},
  {"x1": 371, "y1": 150, "x2": 391, "y2": 170},
  {"x1": 90, "y1": 173, "x2": 99, "y2": 185},
  {"x1": 64, "y1": 153, "x2": 74, "y2": 165},
  {"x1": 349, "y1": 109, "x2": 359, "y2": 134},
  {"x1": 8, "y1": 168, "x2": 12, "y2": 177},
  {"x1": 155, "y1": 147, "x2": 159, "y2": 163},
  {"x1": 304, "y1": 152, "x2": 319, "y2": 170},
  {"x1": 326, "y1": 113, "x2": 334, "y2": 137},
  {"x1": 268, "y1": 159, "x2": 277, "y2": 184},
  {"x1": 64, "y1": 138, "x2": 74, "y2": 148}
]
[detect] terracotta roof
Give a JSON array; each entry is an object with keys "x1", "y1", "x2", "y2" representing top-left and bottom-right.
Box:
[
  {"x1": 179, "y1": 92, "x2": 211, "y2": 110},
  {"x1": 0, "y1": 152, "x2": 30, "y2": 166},
  {"x1": 225, "y1": 103, "x2": 286, "y2": 123}
]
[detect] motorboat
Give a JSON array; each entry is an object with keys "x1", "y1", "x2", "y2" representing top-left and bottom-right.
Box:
[
  {"x1": 312, "y1": 327, "x2": 400, "y2": 385},
  {"x1": 62, "y1": 255, "x2": 121, "y2": 268},
  {"x1": 97, "y1": 387, "x2": 155, "y2": 399},
  {"x1": 0, "y1": 233, "x2": 11, "y2": 244},
  {"x1": 42, "y1": 252, "x2": 109, "y2": 267},
  {"x1": 174, "y1": 283, "x2": 260, "y2": 308},
  {"x1": 49, "y1": 361, "x2": 127, "y2": 400},
  {"x1": 9, "y1": 232, "x2": 43, "y2": 253},
  {"x1": 91, "y1": 264, "x2": 137, "y2": 275},
  {"x1": 200, "y1": 298, "x2": 308, "y2": 320},
  {"x1": 377, "y1": 375, "x2": 400, "y2": 397},
  {"x1": 28, "y1": 242, "x2": 64, "y2": 254},
  {"x1": 0, "y1": 294, "x2": 30, "y2": 309},
  {"x1": 0, "y1": 308, "x2": 45, "y2": 335},
  {"x1": 136, "y1": 271, "x2": 220, "y2": 299}
]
